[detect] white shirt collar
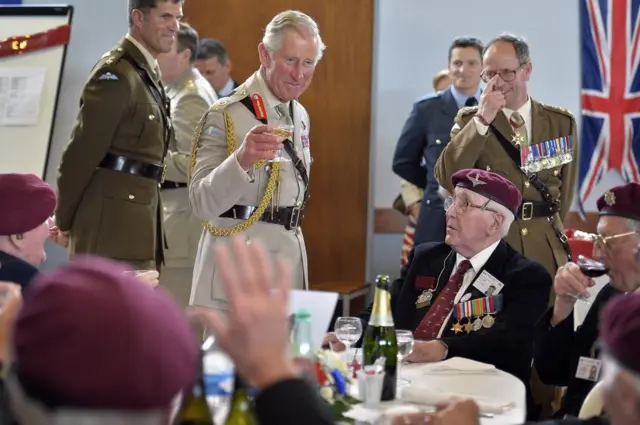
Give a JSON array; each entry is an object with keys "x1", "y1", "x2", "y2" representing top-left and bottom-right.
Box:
[
  {"x1": 125, "y1": 33, "x2": 158, "y2": 72},
  {"x1": 503, "y1": 97, "x2": 532, "y2": 122},
  {"x1": 454, "y1": 240, "x2": 501, "y2": 273},
  {"x1": 218, "y1": 77, "x2": 235, "y2": 97},
  {"x1": 256, "y1": 68, "x2": 290, "y2": 110}
]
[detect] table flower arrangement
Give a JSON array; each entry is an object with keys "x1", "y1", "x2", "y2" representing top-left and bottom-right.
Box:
[{"x1": 315, "y1": 349, "x2": 360, "y2": 422}]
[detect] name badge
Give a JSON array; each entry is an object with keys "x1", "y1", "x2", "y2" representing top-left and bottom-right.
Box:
[
  {"x1": 472, "y1": 270, "x2": 504, "y2": 296},
  {"x1": 576, "y1": 357, "x2": 602, "y2": 382}
]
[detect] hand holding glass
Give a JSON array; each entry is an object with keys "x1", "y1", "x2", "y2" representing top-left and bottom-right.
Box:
[{"x1": 269, "y1": 124, "x2": 294, "y2": 163}]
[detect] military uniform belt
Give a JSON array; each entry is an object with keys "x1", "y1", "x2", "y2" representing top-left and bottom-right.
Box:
[
  {"x1": 99, "y1": 153, "x2": 165, "y2": 182},
  {"x1": 160, "y1": 180, "x2": 188, "y2": 190},
  {"x1": 517, "y1": 200, "x2": 560, "y2": 221},
  {"x1": 220, "y1": 205, "x2": 303, "y2": 230}
]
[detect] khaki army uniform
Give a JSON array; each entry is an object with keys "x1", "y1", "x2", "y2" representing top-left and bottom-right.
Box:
[
  {"x1": 189, "y1": 70, "x2": 311, "y2": 311},
  {"x1": 55, "y1": 35, "x2": 172, "y2": 271},
  {"x1": 159, "y1": 68, "x2": 218, "y2": 307},
  {"x1": 434, "y1": 98, "x2": 579, "y2": 282}
]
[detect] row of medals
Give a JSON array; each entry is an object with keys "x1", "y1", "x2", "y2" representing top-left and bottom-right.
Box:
[
  {"x1": 521, "y1": 152, "x2": 574, "y2": 174},
  {"x1": 415, "y1": 289, "x2": 496, "y2": 335}
]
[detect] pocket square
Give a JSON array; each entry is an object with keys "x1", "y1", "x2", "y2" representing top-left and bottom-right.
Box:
[{"x1": 415, "y1": 275, "x2": 435, "y2": 289}]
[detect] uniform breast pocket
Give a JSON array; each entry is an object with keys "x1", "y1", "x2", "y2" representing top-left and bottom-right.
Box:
[
  {"x1": 426, "y1": 133, "x2": 449, "y2": 158},
  {"x1": 137, "y1": 102, "x2": 166, "y2": 149}
]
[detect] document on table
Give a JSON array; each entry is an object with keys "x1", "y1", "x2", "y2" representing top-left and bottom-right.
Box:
[{"x1": 0, "y1": 67, "x2": 46, "y2": 126}]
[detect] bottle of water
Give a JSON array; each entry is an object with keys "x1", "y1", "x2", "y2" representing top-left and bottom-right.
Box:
[{"x1": 202, "y1": 336, "x2": 235, "y2": 424}]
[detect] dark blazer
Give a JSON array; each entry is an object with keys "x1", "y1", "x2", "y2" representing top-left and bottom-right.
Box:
[
  {"x1": 528, "y1": 417, "x2": 609, "y2": 425},
  {"x1": 360, "y1": 240, "x2": 552, "y2": 388},
  {"x1": 55, "y1": 37, "x2": 171, "y2": 271},
  {"x1": 0, "y1": 251, "x2": 38, "y2": 289},
  {"x1": 254, "y1": 378, "x2": 333, "y2": 425},
  {"x1": 392, "y1": 87, "x2": 464, "y2": 245},
  {"x1": 534, "y1": 284, "x2": 622, "y2": 417}
]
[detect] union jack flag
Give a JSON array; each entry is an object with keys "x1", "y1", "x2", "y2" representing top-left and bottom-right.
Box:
[{"x1": 578, "y1": 0, "x2": 640, "y2": 211}]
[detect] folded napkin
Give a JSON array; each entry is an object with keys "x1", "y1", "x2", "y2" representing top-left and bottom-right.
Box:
[
  {"x1": 344, "y1": 404, "x2": 423, "y2": 425},
  {"x1": 420, "y1": 357, "x2": 497, "y2": 375},
  {"x1": 401, "y1": 385, "x2": 514, "y2": 414}
]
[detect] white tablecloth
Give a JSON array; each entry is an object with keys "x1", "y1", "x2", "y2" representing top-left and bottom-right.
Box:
[{"x1": 346, "y1": 359, "x2": 526, "y2": 425}]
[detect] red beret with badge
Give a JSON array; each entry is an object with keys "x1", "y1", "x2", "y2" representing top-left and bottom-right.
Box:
[
  {"x1": 451, "y1": 168, "x2": 523, "y2": 215},
  {"x1": 596, "y1": 182, "x2": 640, "y2": 221},
  {"x1": 0, "y1": 173, "x2": 56, "y2": 236},
  {"x1": 601, "y1": 293, "x2": 640, "y2": 374},
  {"x1": 12, "y1": 256, "x2": 198, "y2": 410}
]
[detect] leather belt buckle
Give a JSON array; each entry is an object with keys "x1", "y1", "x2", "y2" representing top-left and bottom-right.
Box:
[
  {"x1": 160, "y1": 165, "x2": 167, "y2": 184},
  {"x1": 288, "y1": 207, "x2": 302, "y2": 230},
  {"x1": 521, "y1": 202, "x2": 533, "y2": 221}
]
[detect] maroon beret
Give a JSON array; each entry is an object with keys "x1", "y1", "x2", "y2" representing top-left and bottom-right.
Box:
[
  {"x1": 596, "y1": 182, "x2": 640, "y2": 221},
  {"x1": 13, "y1": 256, "x2": 198, "y2": 410},
  {"x1": 451, "y1": 169, "x2": 523, "y2": 215},
  {"x1": 601, "y1": 293, "x2": 640, "y2": 374},
  {"x1": 0, "y1": 173, "x2": 56, "y2": 236}
]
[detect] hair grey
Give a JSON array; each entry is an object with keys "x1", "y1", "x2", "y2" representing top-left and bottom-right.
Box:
[
  {"x1": 262, "y1": 10, "x2": 326, "y2": 63},
  {"x1": 484, "y1": 32, "x2": 531, "y2": 66}
]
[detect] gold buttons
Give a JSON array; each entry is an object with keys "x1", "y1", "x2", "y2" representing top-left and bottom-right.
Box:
[
  {"x1": 128, "y1": 194, "x2": 135, "y2": 200},
  {"x1": 116, "y1": 47, "x2": 123, "y2": 52},
  {"x1": 426, "y1": 199, "x2": 431, "y2": 205},
  {"x1": 521, "y1": 228, "x2": 528, "y2": 236},
  {"x1": 524, "y1": 181, "x2": 531, "y2": 188},
  {"x1": 436, "y1": 139, "x2": 442, "y2": 145},
  {"x1": 553, "y1": 169, "x2": 560, "y2": 176},
  {"x1": 148, "y1": 115, "x2": 155, "y2": 120},
  {"x1": 486, "y1": 165, "x2": 491, "y2": 171},
  {"x1": 296, "y1": 201, "x2": 302, "y2": 207}
]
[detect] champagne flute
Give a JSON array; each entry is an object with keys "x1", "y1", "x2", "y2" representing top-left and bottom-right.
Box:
[
  {"x1": 396, "y1": 330, "x2": 415, "y2": 385},
  {"x1": 334, "y1": 317, "x2": 363, "y2": 368},
  {"x1": 269, "y1": 124, "x2": 294, "y2": 163}
]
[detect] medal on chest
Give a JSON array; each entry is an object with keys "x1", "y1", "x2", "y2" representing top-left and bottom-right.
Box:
[{"x1": 415, "y1": 289, "x2": 435, "y2": 309}]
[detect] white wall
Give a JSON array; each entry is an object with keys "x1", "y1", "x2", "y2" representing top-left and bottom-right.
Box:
[
  {"x1": 368, "y1": 0, "x2": 624, "y2": 279},
  {"x1": 23, "y1": 0, "x2": 129, "y2": 269}
]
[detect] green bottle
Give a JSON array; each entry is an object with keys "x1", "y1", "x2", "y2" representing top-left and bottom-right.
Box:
[
  {"x1": 290, "y1": 309, "x2": 317, "y2": 381},
  {"x1": 362, "y1": 274, "x2": 398, "y2": 401},
  {"x1": 173, "y1": 350, "x2": 214, "y2": 424},
  {"x1": 225, "y1": 375, "x2": 258, "y2": 425}
]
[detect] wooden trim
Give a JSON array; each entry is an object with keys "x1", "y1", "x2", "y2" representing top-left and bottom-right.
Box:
[{"x1": 374, "y1": 208, "x2": 407, "y2": 234}]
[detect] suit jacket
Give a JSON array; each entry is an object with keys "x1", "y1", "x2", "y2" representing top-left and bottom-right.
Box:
[
  {"x1": 527, "y1": 418, "x2": 609, "y2": 425},
  {"x1": 534, "y1": 284, "x2": 622, "y2": 417},
  {"x1": 161, "y1": 68, "x2": 217, "y2": 269},
  {"x1": 392, "y1": 87, "x2": 465, "y2": 245},
  {"x1": 254, "y1": 378, "x2": 333, "y2": 425},
  {"x1": 55, "y1": 37, "x2": 171, "y2": 269},
  {"x1": 434, "y1": 100, "x2": 579, "y2": 280},
  {"x1": 0, "y1": 251, "x2": 38, "y2": 289},
  {"x1": 189, "y1": 71, "x2": 311, "y2": 310},
  {"x1": 360, "y1": 240, "x2": 552, "y2": 387}
]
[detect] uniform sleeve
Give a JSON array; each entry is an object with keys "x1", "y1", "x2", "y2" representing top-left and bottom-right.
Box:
[
  {"x1": 559, "y1": 116, "x2": 579, "y2": 220},
  {"x1": 392, "y1": 102, "x2": 428, "y2": 189},
  {"x1": 55, "y1": 68, "x2": 131, "y2": 231},
  {"x1": 254, "y1": 378, "x2": 334, "y2": 425},
  {"x1": 399, "y1": 179, "x2": 424, "y2": 208},
  {"x1": 188, "y1": 108, "x2": 255, "y2": 222},
  {"x1": 434, "y1": 111, "x2": 489, "y2": 192},
  {"x1": 164, "y1": 92, "x2": 210, "y2": 183},
  {"x1": 533, "y1": 307, "x2": 576, "y2": 387}
]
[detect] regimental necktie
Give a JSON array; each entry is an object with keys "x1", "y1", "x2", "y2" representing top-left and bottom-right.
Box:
[
  {"x1": 275, "y1": 103, "x2": 294, "y2": 127},
  {"x1": 465, "y1": 97, "x2": 478, "y2": 107},
  {"x1": 414, "y1": 259, "x2": 472, "y2": 340},
  {"x1": 509, "y1": 111, "x2": 528, "y2": 147}
]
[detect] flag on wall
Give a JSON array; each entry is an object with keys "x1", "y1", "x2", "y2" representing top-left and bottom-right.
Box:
[{"x1": 578, "y1": 0, "x2": 640, "y2": 212}]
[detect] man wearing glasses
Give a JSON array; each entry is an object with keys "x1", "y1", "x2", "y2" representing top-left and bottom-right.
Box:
[
  {"x1": 534, "y1": 182, "x2": 640, "y2": 420},
  {"x1": 434, "y1": 33, "x2": 578, "y2": 286}
]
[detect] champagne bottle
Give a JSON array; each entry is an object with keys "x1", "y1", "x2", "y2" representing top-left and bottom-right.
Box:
[
  {"x1": 362, "y1": 274, "x2": 398, "y2": 401},
  {"x1": 224, "y1": 375, "x2": 258, "y2": 425},
  {"x1": 173, "y1": 349, "x2": 215, "y2": 425}
]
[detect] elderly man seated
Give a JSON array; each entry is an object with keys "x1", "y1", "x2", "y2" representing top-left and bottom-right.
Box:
[
  {"x1": 0, "y1": 174, "x2": 56, "y2": 287},
  {"x1": 1, "y1": 256, "x2": 198, "y2": 425},
  {"x1": 328, "y1": 168, "x2": 551, "y2": 409},
  {"x1": 534, "y1": 182, "x2": 640, "y2": 419}
]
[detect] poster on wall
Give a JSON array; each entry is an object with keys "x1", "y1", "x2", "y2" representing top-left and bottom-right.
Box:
[{"x1": 578, "y1": 0, "x2": 640, "y2": 215}]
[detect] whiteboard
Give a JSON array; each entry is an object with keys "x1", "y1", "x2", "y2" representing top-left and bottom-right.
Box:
[{"x1": 0, "y1": 5, "x2": 73, "y2": 178}]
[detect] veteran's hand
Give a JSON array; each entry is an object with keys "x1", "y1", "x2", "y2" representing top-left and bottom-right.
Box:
[
  {"x1": 552, "y1": 261, "x2": 595, "y2": 325},
  {"x1": 434, "y1": 398, "x2": 481, "y2": 425},
  {"x1": 136, "y1": 270, "x2": 159, "y2": 288},
  {"x1": 236, "y1": 124, "x2": 283, "y2": 170},
  {"x1": 406, "y1": 340, "x2": 447, "y2": 363},
  {"x1": 323, "y1": 332, "x2": 346, "y2": 352},
  {"x1": 48, "y1": 217, "x2": 70, "y2": 248},
  {"x1": 477, "y1": 75, "x2": 506, "y2": 124}
]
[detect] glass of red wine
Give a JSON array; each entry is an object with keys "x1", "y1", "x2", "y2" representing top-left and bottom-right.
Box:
[{"x1": 568, "y1": 255, "x2": 609, "y2": 304}]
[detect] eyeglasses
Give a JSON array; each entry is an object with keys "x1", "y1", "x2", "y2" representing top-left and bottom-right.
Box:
[
  {"x1": 444, "y1": 196, "x2": 498, "y2": 214},
  {"x1": 584, "y1": 231, "x2": 639, "y2": 251},
  {"x1": 481, "y1": 63, "x2": 528, "y2": 83}
]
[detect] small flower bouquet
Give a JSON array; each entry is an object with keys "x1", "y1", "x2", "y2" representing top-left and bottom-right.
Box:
[{"x1": 315, "y1": 349, "x2": 360, "y2": 422}]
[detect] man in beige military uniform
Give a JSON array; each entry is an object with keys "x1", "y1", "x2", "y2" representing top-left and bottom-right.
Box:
[
  {"x1": 156, "y1": 22, "x2": 217, "y2": 307},
  {"x1": 189, "y1": 10, "x2": 326, "y2": 312},
  {"x1": 51, "y1": 0, "x2": 184, "y2": 271},
  {"x1": 434, "y1": 33, "x2": 579, "y2": 420}
]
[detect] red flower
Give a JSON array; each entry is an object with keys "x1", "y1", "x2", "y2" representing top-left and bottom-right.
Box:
[{"x1": 315, "y1": 361, "x2": 328, "y2": 385}]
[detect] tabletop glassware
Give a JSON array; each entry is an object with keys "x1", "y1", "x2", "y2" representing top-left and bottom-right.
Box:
[
  {"x1": 334, "y1": 317, "x2": 363, "y2": 368},
  {"x1": 269, "y1": 124, "x2": 294, "y2": 163},
  {"x1": 396, "y1": 329, "x2": 415, "y2": 385}
]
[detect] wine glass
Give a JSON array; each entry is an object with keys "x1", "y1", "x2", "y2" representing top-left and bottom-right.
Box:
[
  {"x1": 269, "y1": 124, "x2": 294, "y2": 163},
  {"x1": 396, "y1": 330, "x2": 415, "y2": 385},
  {"x1": 333, "y1": 317, "x2": 363, "y2": 367}
]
